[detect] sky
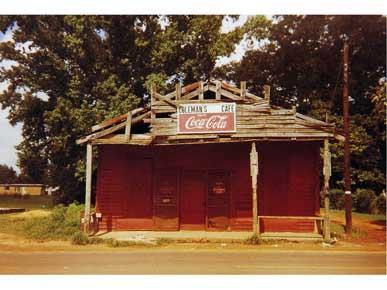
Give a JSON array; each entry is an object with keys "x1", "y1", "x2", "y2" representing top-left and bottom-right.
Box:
[{"x1": 0, "y1": 15, "x2": 252, "y2": 172}]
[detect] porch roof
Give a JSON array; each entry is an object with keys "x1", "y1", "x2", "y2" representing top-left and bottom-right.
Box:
[{"x1": 76, "y1": 80, "x2": 344, "y2": 146}]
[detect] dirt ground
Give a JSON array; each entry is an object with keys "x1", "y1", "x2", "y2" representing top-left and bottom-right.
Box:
[
  {"x1": 327, "y1": 209, "x2": 386, "y2": 248},
  {"x1": 0, "y1": 210, "x2": 385, "y2": 252}
]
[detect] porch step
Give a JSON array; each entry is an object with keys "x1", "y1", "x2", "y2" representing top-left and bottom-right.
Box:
[{"x1": 260, "y1": 232, "x2": 323, "y2": 241}]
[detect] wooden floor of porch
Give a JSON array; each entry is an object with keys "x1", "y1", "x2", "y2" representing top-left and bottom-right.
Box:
[{"x1": 95, "y1": 230, "x2": 323, "y2": 243}]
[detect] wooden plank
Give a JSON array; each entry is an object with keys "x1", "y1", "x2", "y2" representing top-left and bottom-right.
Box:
[
  {"x1": 245, "y1": 92, "x2": 262, "y2": 102},
  {"x1": 216, "y1": 81, "x2": 221, "y2": 100},
  {"x1": 91, "y1": 107, "x2": 143, "y2": 132},
  {"x1": 151, "y1": 118, "x2": 177, "y2": 124},
  {"x1": 236, "y1": 110, "x2": 271, "y2": 116},
  {"x1": 152, "y1": 107, "x2": 176, "y2": 114},
  {"x1": 168, "y1": 134, "x2": 218, "y2": 140},
  {"x1": 250, "y1": 142, "x2": 259, "y2": 236},
  {"x1": 235, "y1": 128, "x2": 334, "y2": 133},
  {"x1": 221, "y1": 82, "x2": 241, "y2": 95},
  {"x1": 182, "y1": 82, "x2": 199, "y2": 94},
  {"x1": 264, "y1": 85, "x2": 270, "y2": 103},
  {"x1": 84, "y1": 143, "x2": 92, "y2": 233},
  {"x1": 199, "y1": 81, "x2": 204, "y2": 100},
  {"x1": 176, "y1": 83, "x2": 181, "y2": 100},
  {"x1": 125, "y1": 111, "x2": 132, "y2": 142},
  {"x1": 231, "y1": 132, "x2": 334, "y2": 138},
  {"x1": 92, "y1": 134, "x2": 154, "y2": 145},
  {"x1": 151, "y1": 84, "x2": 156, "y2": 122},
  {"x1": 258, "y1": 215, "x2": 324, "y2": 220},
  {"x1": 240, "y1": 81, "x2": 246, "y2": 100},
  {"x1": 296, "y1": 112, "x2": 327, "y2": 125},
  {"x1": 164, "y1": 91, "x2": 177, "y2": 100},
  {"x1": 77, "y1": 111, "x2": 151, "y2": 144},
  {"x1": 181, "y1": 88, "x2": 200, "y2": 100},
  {"x1": 238, "y1": 104, "x2": 271, "y2": 112},
  {"x1": 271, "y1": 109, "x2": 296, "y2": 115},
  {"x1": 220, "y1": 89, "x2": 243, "y2": 101},
  {"x1": 154, "y1": 93, "x2": 177, "y2": 108}
]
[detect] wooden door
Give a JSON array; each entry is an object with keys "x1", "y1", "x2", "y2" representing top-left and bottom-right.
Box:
[
  {"x1": 153, "y1": 169, "x2": 179, "y2": 230},
  {"x1": 180, "y1": 170, "x2": 206, "y2": 230},
  {"x1": 115, "y1": 158, "x2": 153, "y2": 230},
  {"x1": 207, "y1": 171, "x2": 230, "y2": 230}
]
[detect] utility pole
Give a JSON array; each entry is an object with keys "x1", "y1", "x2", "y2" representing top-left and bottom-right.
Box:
[{"x1": 343, "y1": 39, "x2": 352, "y2": 234}]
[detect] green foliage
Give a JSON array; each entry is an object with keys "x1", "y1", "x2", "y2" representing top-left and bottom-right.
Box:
[
  {"x1": 0, "y1": 15, "x2": 384, "y2": 201},
  {"x1": 0, "y1": 164, "x2": 18, "y2": 183},
  {"x1": 353, "y1": 188, "x2": 376, "y2": 213},
  {"x1": 0, "y1": 15, "x2": 249, "y2": 202},
  {"x1": 22, "y1": 203, "x2": 84, "y2": 240},
  {"x1": 218, "y1": 15, "x2": 386, "y2": 193},
  {"x1": 71, "y1": 231, "x2": 89, "y2": 245},
  {"x1": 372, "y1": 194, "x2": 386, "y2": 215},
  {"x1": 244, "y1": 234, "x2": 261, "y2": 245},
  {"x1": 329, "y1": 189, "x2": 345, "y2": 210},
  {"x1": 330, "y1": 222, "x2": 367, "y2": 239}
]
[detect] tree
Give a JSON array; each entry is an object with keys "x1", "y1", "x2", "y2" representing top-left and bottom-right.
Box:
[
  {"x1": 0, "y1": 164, "x2": 18, "y2": 183},
  {"x1": 218, "y1": 15, "x2": 386, "y2": 193},
  {"x1": 0, "y1": 15, "x2": 248, "y2": 202}
]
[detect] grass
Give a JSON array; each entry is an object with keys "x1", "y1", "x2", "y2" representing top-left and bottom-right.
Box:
[
  {"x1": 0, "y1": 205, "x2": 174, "y2": 248},
  {"x1": 321, "y1": 208, "x2": 386, "y2": 222},
  {"x1": 244, "y1": 234, "x2": 261, "y2": 245},
  {"x1": 330, "y1": 221, "x2": 368, "y2": 239},
  {"x1": 0, "y1": 203, "x2": 84, "y2": 241},
  {"x1": 0, "y1": 195, "x2": 54, "y2": 209}
]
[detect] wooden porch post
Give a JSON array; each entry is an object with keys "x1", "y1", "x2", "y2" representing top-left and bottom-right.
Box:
[
  {"x1": 250, "y1": 142, "x2": 259, "y2": 236},
  {"x1": 84, "y1": 143, "x2": 92, "y2": 233},
  {"x1": 323, "y1": 138, "x2": 331, "y2": 241}
]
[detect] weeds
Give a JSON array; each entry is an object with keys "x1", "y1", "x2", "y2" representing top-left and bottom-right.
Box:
[
  {"x1": 0, "y1": 203, "x2": 84, "y2": 241},
  {"x1": 244, "y1": 234, "x2": 261, "y2": 245},
  {"x1": 71, "y1": 231, "x2": 89, "y2": 245}
]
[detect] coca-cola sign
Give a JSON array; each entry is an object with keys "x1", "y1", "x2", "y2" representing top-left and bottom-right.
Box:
[{"x1": 177, "y1": 103, "x2": 236, "y2": 134}]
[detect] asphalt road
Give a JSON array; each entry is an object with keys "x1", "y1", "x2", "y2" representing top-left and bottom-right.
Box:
[{"x1": 0, "y1": 250, "x2": 385, "y2": 274}]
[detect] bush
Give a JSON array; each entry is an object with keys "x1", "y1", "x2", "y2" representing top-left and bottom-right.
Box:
[
  {"x1": 22, "y1": 203, "x2": 84, "y2": 241},
  {"x1": 329, "y1": 189, "x2": 345, "y2": 210},
  {"x1": 353, "y1": 189, "x2": 376, "y2": 213},
  {"x1": 71, "y1": 231, "x2": 89, "y2": 245},
  {"x1": 372, "y1": 195, "x2": 386, "y2": 215}
]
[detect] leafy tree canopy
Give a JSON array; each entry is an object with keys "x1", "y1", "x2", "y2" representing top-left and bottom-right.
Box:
[
  {"x1": 0, "y1": 15, "x2": 262, "y2": 202},
  {"x1": 216, "y1": 15, "x2": 386, "y2": 192}
]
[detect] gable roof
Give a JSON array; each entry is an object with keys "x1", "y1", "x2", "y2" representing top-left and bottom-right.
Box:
[{"x1": 77, "y1": 80, "x2": 344, "y2": 146}]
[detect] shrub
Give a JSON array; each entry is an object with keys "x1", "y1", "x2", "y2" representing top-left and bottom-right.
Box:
[
  {"x1": 372, "y1": 195, "x2": 386, "y2": 215},
  {"x1": 329, "y1": 189, "x2": 345, "y2": 210},
  {"x1": 353, "y1": 189, "x2": 376, "y2": 213},
  {"x1": 71, "y1": 231, "x2": 89, "y2": 245},
  {"x1": 22, "y1": 203, "x2": 84, "y2": 241}
]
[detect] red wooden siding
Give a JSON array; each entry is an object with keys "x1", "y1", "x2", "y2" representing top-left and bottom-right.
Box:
[
  {"x1": 96, "y1": 146, "x2": 153, "y2": 231},
  {"x1": 153, "y1": 169, "x2": 179, "y2": 230},
  {"x1": 95, "y1": 141, "x2": 321, "y2": 233},
  {"x1": 180, "y1": 170, "x2": 206, "y2": 230},
  {"x1": 259, "y1": 142, "x2": 321, "y2": 233}
]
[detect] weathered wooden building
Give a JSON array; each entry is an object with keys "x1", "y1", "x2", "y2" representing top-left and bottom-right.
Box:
[{"x1": 77, "y1": 80, "x2": 343, "y2": 240}]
